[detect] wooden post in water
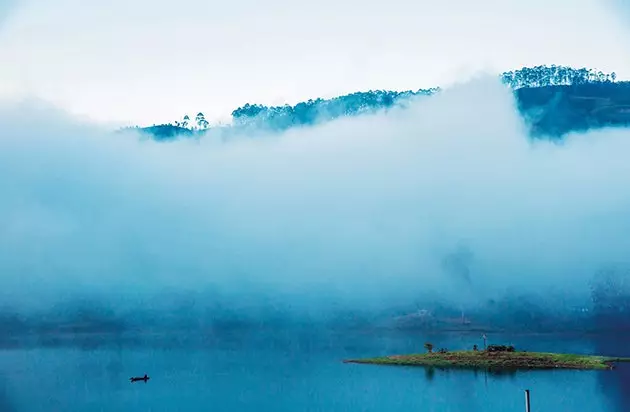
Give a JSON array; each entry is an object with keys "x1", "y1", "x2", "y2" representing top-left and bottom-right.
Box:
[{"x1": 524, "y1": 389, "x2": 531, "y2": 412}]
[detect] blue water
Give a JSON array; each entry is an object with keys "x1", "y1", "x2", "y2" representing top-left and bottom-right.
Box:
[{"x1": 0, "y1": 330, "x2": 628, "y2": 411}]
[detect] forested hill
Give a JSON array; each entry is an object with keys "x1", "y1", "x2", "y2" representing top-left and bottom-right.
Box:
[{"x1": 135, "y1": 65, "x2": 630, "y2": 140}]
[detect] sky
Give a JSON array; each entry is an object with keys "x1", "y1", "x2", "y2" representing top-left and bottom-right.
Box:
[{"x1": 0, "y1": 0, "x2": 629, "y2": 126}]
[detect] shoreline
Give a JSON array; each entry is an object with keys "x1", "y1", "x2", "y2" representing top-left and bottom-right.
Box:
[{"x1": 343, "y1": 351, "x2": 630, "y2": 371}]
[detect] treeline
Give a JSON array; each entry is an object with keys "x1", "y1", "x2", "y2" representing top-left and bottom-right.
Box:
[
  {"x1": 231, "y1": 66, "x2": 619, "y2": 130},
  {"x1": 501, "y1": 65, "x2": 617, "y2": 88},
  {"x1": 230, "y1": 89, "x2": 438, "y2": 131},
  {"x1": 137, "y1": 65, "x2": 624, "y2": 139}
]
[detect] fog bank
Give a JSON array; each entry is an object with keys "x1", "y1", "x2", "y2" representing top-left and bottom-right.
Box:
[{"x1": 1, "y1": 78, "x2": 630, "y2": 327}]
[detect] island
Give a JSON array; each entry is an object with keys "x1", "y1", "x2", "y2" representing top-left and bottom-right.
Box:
[{"x1": 343, "y1": 345, "x2": 630, "y2": 371}]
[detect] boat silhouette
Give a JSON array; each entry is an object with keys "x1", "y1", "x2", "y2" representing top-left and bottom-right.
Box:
[{"x1": 129, "y1": 374, "x2": 150, "y2": 383}]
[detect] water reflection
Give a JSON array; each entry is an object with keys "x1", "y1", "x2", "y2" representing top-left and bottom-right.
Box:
[
  {"x1": 0, "y1": 330, "x2": 626, "y2": 411},
  {"x1": 0, "y1": 375, "x2": 17, "y2": 412},
  {"x1": 592, "y1": 333, "x2": 630, "y2": 412}
]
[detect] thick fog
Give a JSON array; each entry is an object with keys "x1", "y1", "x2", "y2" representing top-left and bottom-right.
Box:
[{"x1": 1, "y1": 78, "x2": 630, "y2": 328}]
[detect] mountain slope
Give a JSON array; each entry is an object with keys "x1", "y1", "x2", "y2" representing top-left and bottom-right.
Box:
[{"x1": 135, "y1": 66, "x2": 630, "y2": 140}]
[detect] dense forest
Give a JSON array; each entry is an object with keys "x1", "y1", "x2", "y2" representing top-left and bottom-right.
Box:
[
  {"x1": 135, "y1": 65, "x2": 630, "y2": 140},
  {"x1": 501, "y1": 65, "x2": 617, "y2": 88}
]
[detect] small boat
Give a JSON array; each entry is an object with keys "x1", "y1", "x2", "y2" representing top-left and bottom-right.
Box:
[{"x1": 130, "y1": 374, "x2": 150, "y2": 383}]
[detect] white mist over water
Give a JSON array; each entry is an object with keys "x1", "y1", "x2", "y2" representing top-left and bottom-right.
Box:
[{"x1": 1, "y1": 77, "x2": 630, "y2": 320}]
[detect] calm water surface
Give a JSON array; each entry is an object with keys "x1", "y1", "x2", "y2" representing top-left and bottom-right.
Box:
[{"x1": 0, "y1": 330, "x2": 628, "y2": 411}]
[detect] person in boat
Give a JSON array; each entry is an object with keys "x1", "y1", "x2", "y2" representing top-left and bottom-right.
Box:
[{"x1": 130, "y1": 374, "x2": 150, "y2": 382}]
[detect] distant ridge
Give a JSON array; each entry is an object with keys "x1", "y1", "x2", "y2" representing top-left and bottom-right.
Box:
[{"x1": 130, "y1": 65, "x2": 630, "y2": 140}]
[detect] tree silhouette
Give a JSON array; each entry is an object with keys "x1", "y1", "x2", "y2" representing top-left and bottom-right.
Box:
[
  {"x1": 140, "y1": 64, "x2": 624, "y2": 140},
  {"x1": 195, "y1": 112, "x2": 209, "y2": 130},
  {"x1": 500, "y1": 65, "x2": 616, "y2": 88}
]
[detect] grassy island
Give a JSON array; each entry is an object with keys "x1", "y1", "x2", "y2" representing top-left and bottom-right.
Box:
[{"x1": 344, "y1": 350, "x2": 630, "y2": 371}]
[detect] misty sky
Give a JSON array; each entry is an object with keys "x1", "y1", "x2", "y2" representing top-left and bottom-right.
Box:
[
  {"x1": 3, "y1": 76, "x2": 630, "y2": 316},
  {"x1": 0, "y1": 0, "x2": 629, "y2": 125}
]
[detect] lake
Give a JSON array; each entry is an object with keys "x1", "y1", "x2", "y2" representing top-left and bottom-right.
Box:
[{"x1": 0, "y1": 329, "x2": 628, "y2": 411}]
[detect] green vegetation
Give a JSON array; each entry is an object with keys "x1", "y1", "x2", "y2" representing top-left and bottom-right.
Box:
[{"x1": 344, "y1": 350, "x2": 630, "y2": 371}]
